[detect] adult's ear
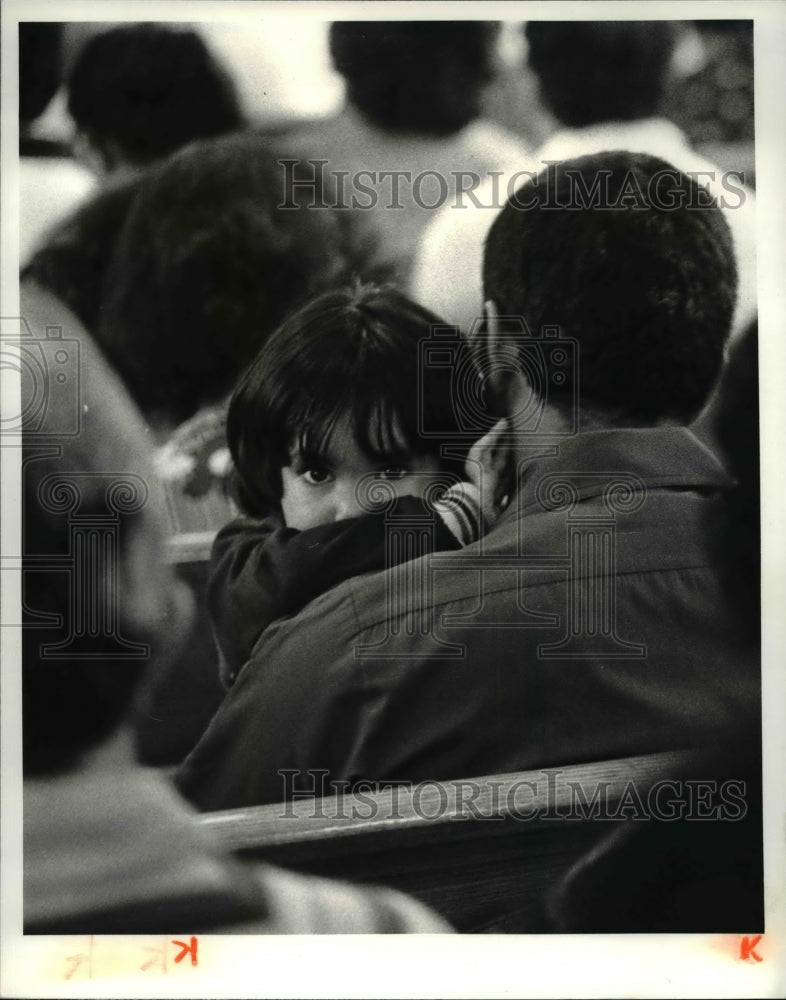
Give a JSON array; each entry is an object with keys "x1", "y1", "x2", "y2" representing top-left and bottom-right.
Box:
[
  {"x1": 483, "y1": 299, "x2": 533, "y2": 419},
  {"x1": 483, "y1": 300, "x2": 504, "y2": 394}
]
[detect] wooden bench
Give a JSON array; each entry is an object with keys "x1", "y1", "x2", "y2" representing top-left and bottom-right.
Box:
[{"x1": 198, "y1": 747, "x2": 759, "y2": 932}]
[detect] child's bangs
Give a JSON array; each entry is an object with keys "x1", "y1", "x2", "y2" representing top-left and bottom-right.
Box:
[
  {"x1": 295, "y1": 389, "x2": 419, "y2": 465},
  {"x1": 353, "y1": 396, "x2": 416, "y2": 461},
  {"x1": 291, "y1": 388, "x2": 350, "y2": 460}
]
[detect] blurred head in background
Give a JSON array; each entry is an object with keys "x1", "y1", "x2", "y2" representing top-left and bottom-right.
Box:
[
  {"x1": 97, "y1": 132, "x2": 354, "y2": 429},
  {"x1": 23, "y1": 456, "x2": 179, "y2": 777},
  {"x1": 329, "y1": 21, "x2": 499, "y2": 135},
  {"x1": 67, "y1": 22, "x2": 245, "y2": 179},
  {"x1": 19, "y1": 22, "x2": 65, "y2": 135},
  {"x1": 21, "y1": 303, "x2": 191, "y2": 777},
  {"x1": 524, "y1": 21, "x2": 677, "y2": 128}
]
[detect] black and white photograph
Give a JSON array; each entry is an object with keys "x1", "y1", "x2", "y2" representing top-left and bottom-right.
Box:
[{"x1": 1, "y1": 2, "x2": 784, "y2": 997}]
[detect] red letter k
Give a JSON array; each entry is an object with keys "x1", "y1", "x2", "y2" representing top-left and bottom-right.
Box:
[
  {"x1": 172, "y1": 937, "x2": 198, "y2": 966},
  {"x1": 740, "y1": 935, "x2": 763, "y2": 962}
]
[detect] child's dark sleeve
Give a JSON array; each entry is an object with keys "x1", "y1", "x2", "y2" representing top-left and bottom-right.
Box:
[{"x1": 208, "y1": 484, "x2": 485, "y2": 686}]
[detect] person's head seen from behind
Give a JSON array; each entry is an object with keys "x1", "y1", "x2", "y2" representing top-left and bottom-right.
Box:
[
  {"x1": 482, "y1": 151, "x2": 738, "y2": 432},
  {"x1": 524, "y1": 21, "x2": 677, "y2": 128},
  {"x1": 67, "y1": 23, "x2": 244, "y2": 179},
  {"x1": 329, "y1": 21, "x2": 499, "y2": 136},
  {"x1": 98, "y1": 132, "x2": 349, "y2": 430}
]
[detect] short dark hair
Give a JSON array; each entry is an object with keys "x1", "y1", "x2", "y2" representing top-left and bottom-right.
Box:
[
  {"x1": 330, "y1": 21, "x2": 498, "y2": 135},
  {"x1": 97, "y1": 133, "x2": 351, "y2": 427},
  {"x1": 227, "y1": 285, "x2": 474, "y2": 517},
  {"x1": 67, "y1": 23, "x2": 244, "y2": 166},
  {"x1": 483, "y1": 152, "x2": 737, "y2": 424},
  {"x1": 525, "y1": 21, "x2": 676, "y2": 127}
]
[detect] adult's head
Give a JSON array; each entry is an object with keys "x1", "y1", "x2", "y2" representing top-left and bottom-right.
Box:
[
  {"x1": 98, "y1": 132, "x2": 352, "y2": 428},
  {"x1": 21, "y1": 292, "x2": 190, "y2": 777},
  {"x1": 330, "y1": 21, "x2": 498, "y2": 135},
  {"x1": 483, "y1": 151, "x2": 737, "y2": 426},
  {"x1": 525, "y1": 21, "x2": 677, "y2": 128},
  {"x1": 67, "y1": 23, "x2": 244, "y2": 177}
]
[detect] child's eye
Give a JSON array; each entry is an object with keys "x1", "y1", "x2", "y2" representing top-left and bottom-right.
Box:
[
  {"x1": 375, "y1": 466, "x2": 409, "y2": 481},
  {"x1": 302, "y1": 468, "x2": 333, "y2": 485}
]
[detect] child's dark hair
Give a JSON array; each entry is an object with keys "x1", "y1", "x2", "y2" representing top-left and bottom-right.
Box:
[{"x1": 227, "y1": 285, "x2": 477, "y2": 517}]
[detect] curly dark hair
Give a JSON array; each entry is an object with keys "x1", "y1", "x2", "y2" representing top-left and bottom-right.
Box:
[
  {"x1": 483, "y1": 151, "x2": 738, "y2": 424},
  {"x1": 97, "y1": 133, "x2": 355, "y2": 426}
]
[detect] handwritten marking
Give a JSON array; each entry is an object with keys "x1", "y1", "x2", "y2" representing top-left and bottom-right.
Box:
[
  {"x1": 140, "y1": 941, "x2": 167, "y2": 973},
  {"x1": 173, "y1": 937, "x2": 198, "y2": 966},
  {"x1": 62, "y1": 935, "x2": 201, "y2": 979},
  {"x1": 64, "y1": 934, "x2": 93, "y2": 980},
  {"x1": 740, "y1": 935, "x2": 763, "y2": 962}
]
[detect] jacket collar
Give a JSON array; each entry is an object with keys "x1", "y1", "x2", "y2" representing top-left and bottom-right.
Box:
[{"x1": 509, "y1": 425, "x2": 731, "y2": 519}]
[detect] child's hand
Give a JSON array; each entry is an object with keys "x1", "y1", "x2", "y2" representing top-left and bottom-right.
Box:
[{"x1": 465, "y1": 419, "x2": 513, "y2": 527}]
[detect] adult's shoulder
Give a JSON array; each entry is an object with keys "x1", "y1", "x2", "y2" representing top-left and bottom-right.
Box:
[
  {"x1": 457, "y1": 118, "x2": 533, "y2": 170},
  {"x1": 250, "y1": 568, "x2": 371, "y2": 666},
  {"x1": 176, "y1": 578, "x2": 372, "y2": 810}
]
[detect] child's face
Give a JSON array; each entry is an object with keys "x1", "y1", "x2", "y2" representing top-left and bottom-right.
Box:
[{"x1": 280, "y1": 412, "x2": 442, "y2": 531}]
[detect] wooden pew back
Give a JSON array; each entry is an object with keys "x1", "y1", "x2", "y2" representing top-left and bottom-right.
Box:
[{"x1": 199, "y1": 748, "x2": 727, "y2": 931}]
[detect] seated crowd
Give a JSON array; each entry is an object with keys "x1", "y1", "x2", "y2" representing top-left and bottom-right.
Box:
[{"x1": 18, "y1": 20, "x2": 761, "y2": 935}]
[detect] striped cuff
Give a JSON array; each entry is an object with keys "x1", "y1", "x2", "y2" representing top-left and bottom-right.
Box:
[{"x1": 433, "y1": 482, "x2": 485, "y2": 547}]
